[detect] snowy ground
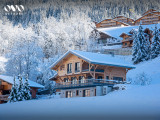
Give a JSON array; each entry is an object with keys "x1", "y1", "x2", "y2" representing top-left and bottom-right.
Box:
[{"x1": 0, "y1": 56, "x2": 160, "y2": 120}]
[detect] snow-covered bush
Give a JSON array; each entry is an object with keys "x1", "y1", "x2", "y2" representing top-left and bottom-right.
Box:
[{"x1": 133, "y1": 72, "x2": 151, "y2": 86}]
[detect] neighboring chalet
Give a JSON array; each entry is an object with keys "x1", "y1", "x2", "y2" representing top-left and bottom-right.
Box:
[
  {"x1": 0, "y1": 75, "x2": 44, "y2": 103},
  {"x1": 95, "y1": 9, "x2": 160, "y2": 29},
  {"x1": 96, "y1": 19, "x2": 129, "y2": 28},
  {"x1": 50, "y1": 50, "x2": 135, "y2": 98},
  {"x1": 134, "y1": 11, "x2": 160, "y2": 25},
  {"x1": 113, "y1": 16, "x2": 135, "y2": 25},
  {"x1": 120, "y1": 28, "x2": 153, "y2": 48}
]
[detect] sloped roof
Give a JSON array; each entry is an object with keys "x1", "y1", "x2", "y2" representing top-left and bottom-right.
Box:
[
  {"x1": 50, "y1": 50, "x2": 135, "y2": 69},
  {"x1": 0, "y1": 75, "x2": 44, "y2": 88}
]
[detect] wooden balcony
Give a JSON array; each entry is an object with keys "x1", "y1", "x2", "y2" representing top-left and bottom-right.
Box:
[
  {"x1": 82, "y1": 69, "x2": 104, "y2": 73},
  {"x1": 54, "y1": 79, "x2": 125, "y2": 89}
]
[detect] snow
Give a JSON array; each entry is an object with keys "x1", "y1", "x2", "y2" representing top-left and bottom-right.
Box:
[
  {"x1": 127, "y1": 55, "x2": 160, "y2": 84},
  {"x1": 98, "y1": 23, "x2": 160, "y2": 40},
  {"x1": 0, "y1": 84, "x2": 160, "y2": 118},
  {"x1": 51, "y1": 50, "x2": 135, "y2": 69},
  {"x1": 0, "y1": 75, "x2": 44, "y2": 88}
]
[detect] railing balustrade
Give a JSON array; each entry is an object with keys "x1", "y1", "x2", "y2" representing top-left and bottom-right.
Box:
[{"x1": 54, "y1": 79, "x2": 125, "y2": 89}]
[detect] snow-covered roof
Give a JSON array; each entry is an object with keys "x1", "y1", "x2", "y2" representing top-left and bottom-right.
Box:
[
  {"x1": 97, "y1": 23, "x2": 160, "y2": 40},
  {"x1": 50, "y1": 50, "x2": 135, "y2": 69},
  {"x1": 0, "y1": 75, "x2": 44, "y2": 88}
]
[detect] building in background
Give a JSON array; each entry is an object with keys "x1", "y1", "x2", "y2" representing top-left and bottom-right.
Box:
[
  {"x1": 0, "y1": 75, "x2": 44, "y2": 103},
  {"x1": 95, "y1": 9, "x2": 160, "y2": 28}
]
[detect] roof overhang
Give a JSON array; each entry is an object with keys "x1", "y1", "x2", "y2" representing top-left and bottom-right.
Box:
[{"x1": 50, "y1": 50, "x2": 135, "y2": 70}]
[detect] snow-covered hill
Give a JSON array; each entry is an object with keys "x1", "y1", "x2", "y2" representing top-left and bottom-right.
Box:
[
  {"x1": 0, "y1": 56, "x2": 160, "y2": 119},
  {"x1": 127, "y1": 55, "x2": 160, "y2": 84}
]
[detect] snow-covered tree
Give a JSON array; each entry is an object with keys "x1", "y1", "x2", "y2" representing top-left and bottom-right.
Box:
[
  {"x1": 9, "y1": 76, "x2": 18, "y2": 102},
  {"x1": 17, "y1": 75, "x2": 24, "y2": 101},
  {"x1": 132, "y1": 30, "x2": 139, "y2": 64},
  {"x1": 151, "y1": 24, "x2": 160, "y2": 59},
  {"x1": 132, "y1": 23, "x2": 150, "y2": 64},
  {"x1": 23, "y1": 74, "x2": 31, "y2": 100}
]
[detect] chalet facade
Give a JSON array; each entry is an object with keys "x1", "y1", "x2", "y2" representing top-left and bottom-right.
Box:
[
  {"x1": 134, "y1": 12, "x2": 160, "y2": 25},
  {"x1": 50, "y1": 50, "x2": 135, "y2": 98},
  {"x1": 0, "y1": 75, "x2": 44, "y2": 103}
]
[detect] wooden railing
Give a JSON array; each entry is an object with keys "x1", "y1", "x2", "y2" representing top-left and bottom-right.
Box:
[{"x1": 54, "y1": 79, "x2": 126, "y2": 89}]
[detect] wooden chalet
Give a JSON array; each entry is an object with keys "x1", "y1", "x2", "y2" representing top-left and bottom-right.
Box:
[
  {"x1": 0, "y1": 75, "x2": 44, "y2": 103},
  {"x1": 95, "y1": 9, "x2": 160, "y2": 29},
  {"x1": 96, "y1": 19, "x2": 129, "y2": 28},
  {"x1": 120, "y1": 28, "x2": 153, "y2": 48},
  {"x1": 134, "y1": 9, "x2": 160, "y2": 25},
  {"x1": 113, "y1": 16, "x2": 135, "y2": 25},
  {"x1": 50, "y1": 50, "x2": 135, "y2": 98}
]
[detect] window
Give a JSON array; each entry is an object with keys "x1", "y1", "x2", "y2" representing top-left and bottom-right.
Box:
[
  {"x1": 64, "y1": 78, "x2": 69, "y2": 82},
  {"x1": 71, "y1": 77, "x2": 77, "y2": 84},
  {"x1": 88, "y1": 76, "x2": 93, "y2": 79},
  {"x1": 113, "y1": 77, "x2": 123, "y2": 81},
  {"x1": 66, "y1": 91, "x2": 72, "y2": 98},
  {"x1": 106, "y1": 76, "x2": 109, "y2": 80},
  {"x1": 97, "y1": 76, "x2": 102, "y2": 79},
  {"x1": 67, "y1": 63, "x2": 72, "y2": 74},
  {"x1": 83, "y1": 89, "x2": 90, "y2": 97},
  {"x1": 75, "y1": 62, "x2": 80, "y2": 72},
  {"x1": 79, "y1": 76, "x2": 85, "y2": 84},
  {"x1": 76, "y1": 90, "x2": 79, "y2": 96},
  {"x1": 125, "y1": 43, "x2": 127, "y2": 46}
]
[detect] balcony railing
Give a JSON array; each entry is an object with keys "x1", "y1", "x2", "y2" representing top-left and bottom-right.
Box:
[
  {"x1": 82, "y1": 69, "x2": 104, "y2": 73},
  {"x1": 54, "y1": 79, "x2": 126, "y2": 89}
]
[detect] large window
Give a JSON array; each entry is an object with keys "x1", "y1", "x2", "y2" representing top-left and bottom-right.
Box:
[
  {"x1": 79, "y1": 76, "x2": 85, "y2": 84},
  {"x1": 113, "y1": 77, "x2": 123, "y2": 81},
  {"x1": 71, "y1": 77, "x2": 77, "y2": 84},
  {"x1": 106, "y1": 76, "x2": 109, "y2": 80},
  {"x1": 75, "y1": 62, "x2": 80, "y2": 72},
  {"x1": 67, "y1": 63, "x2": 72, "y2": 74},
  {"x1": 76, "y1": 90, "x2": 79, "y2": 96},
  {"x1": 64, "y1": 78, "x2": 69, "y2": 82},
  {"x1": 66, "y1": 91, "x2": 72, "y2": 98},
  {"x1": 83, "y1": 89, "x2": 90, "y2": 97},
  {"x1": 97, "y1": 76, "x2": 102, "y2": 79}
]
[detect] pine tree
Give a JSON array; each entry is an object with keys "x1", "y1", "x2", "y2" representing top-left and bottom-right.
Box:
[
  {"x1": 132, "y1": 22, "x2": 150, "y2": 64},
  {"x1": 23, "y1": 74, "x2": 31, "y2": 100},
  {"x1": 151, "y1": 24, "x2": 160, "y2": 59},
  {"x1": 17, "y1": 75, "x2": 24, "y2": 101},
  {"x1": 9, "y1": 76, "x2": 18, "y2": 102}
]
